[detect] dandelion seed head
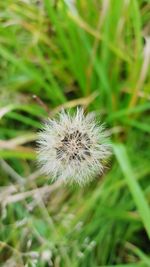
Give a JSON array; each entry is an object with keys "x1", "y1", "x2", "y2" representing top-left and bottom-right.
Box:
[{"x1": 37, "y1": 108, "x2": 111, "y2": 185}]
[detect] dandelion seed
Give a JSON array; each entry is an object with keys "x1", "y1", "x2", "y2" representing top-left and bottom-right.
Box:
[{"x1": 37, "y1": 108, "x2": 111, "y2": 185}]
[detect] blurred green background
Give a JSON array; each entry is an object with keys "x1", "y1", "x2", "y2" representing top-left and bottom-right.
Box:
[{"x1": 0, "y1": 1, "x2": 150, "y2": 266}]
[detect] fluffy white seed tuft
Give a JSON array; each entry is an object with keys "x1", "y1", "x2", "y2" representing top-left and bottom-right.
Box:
[{"x1": 37, "y1": 108, "x2": 111, "y2": 185}]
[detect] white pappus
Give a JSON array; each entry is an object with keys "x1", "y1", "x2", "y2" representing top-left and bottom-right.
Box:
[{"x1": 37, "y1": 108, "x2": 111, "y2": 185}]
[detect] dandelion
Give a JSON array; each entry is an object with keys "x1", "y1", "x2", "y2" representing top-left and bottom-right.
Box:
[{"x1": 37, "y1": 108, "x2": 111, "y2": 185}]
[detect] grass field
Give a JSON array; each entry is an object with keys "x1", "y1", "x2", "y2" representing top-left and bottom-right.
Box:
[{"x1": 0, "y1": 0, "x2": 150, "y2": 266}]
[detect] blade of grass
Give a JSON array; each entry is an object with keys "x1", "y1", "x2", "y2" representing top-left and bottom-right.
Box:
[
  {"x1": 0, "y1": 45, "x2": 64, "y2": 103},
  {"x1": 6, "y1": 112, "x2": 41, "y2": 128},
  {"x1": 68, "y1": 12, "x2": 131, "y2": 63},
  {"x1": 0, "y1": 104, "x2": 47, "y2": 120},
  {"x1": 126, "y1": 242, "x2": 150, "y2": 266},
  {"x1": 0, "y1": 149, "x2": 36, "y2": 159},
  {"x1": 124, "y1": 119, "x2": 150, "y2": 133},
  {"x1": 113, "y1": 144, "x2": 150, "y2": 238},
  {"x1": 107, "y1": 103, "x2": 150, "y2": 122}
]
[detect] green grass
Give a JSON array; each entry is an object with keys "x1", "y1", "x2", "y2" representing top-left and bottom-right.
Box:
[{"x1": 0, "y1": 0, "x2": 150, "y2": 266}]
